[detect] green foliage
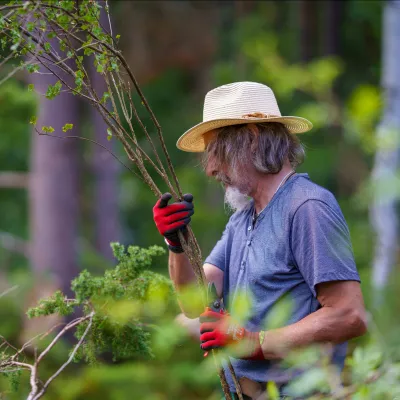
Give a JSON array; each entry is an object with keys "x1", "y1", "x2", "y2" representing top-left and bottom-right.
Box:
[
  {"x1": 1, "y1": 1, "x2": 399, "y2": 399},
  {"x1": 26, "y1": 290, "x2": 79, "y2": 318},
  {"x1": 45, "y1": 81, "x2": 62, "y2": 100},
  {"x1": 41, "y1": 125, "x2": 54, "y2": 133},
  {"x1": 26, "y1": 243, "x2": 174, "y2": 364},
  {"x1": 62, "y1": 123, "x2": 74, "y2": 133},
  {"x1": 2, "y1": 369, "x2": 21, "y2": 393}
]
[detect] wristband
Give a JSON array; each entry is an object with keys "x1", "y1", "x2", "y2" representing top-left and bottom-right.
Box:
[{"x1": 164, "y1": 237, "x2": 184, "y2": 253}]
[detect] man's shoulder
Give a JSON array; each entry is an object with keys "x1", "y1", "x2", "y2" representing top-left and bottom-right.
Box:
[{"x1": 289, "y1": 174, "x2": 339, "y2": 210}]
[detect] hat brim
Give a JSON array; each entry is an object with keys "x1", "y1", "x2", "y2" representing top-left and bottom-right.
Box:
[{"x1": 176, "y1": 116, "x2": 313, "y2": 152}]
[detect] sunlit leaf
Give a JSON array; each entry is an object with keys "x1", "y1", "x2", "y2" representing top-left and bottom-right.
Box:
[
  {"x1": 62, "y1": 123, "x2": 74, "y2": 133},
  {"x1": 41, "y1": 126, "x2": 55, "y2": 133}
]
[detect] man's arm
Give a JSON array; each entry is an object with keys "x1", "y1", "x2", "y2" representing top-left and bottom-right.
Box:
[
  {"x1": 260, "y1": 280, "x2": 367, "y2": 359},
  {"x1": 152, "y1": 192, "x2": 225, "y2": 317},
  {"x1": 169, "y1": 252, "x2": 223, "y2": 317}
]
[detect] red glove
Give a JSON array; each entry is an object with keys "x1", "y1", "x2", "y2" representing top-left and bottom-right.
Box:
[
  {"x1": 153, "y1": 193, "x2": 194, "y2": 252},
  {"x1": 199, "y1": 307, "x2": 265, "y2": 360}
]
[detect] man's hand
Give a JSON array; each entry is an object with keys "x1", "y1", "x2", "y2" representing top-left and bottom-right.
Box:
[
  {"x1": 199, "y1": 307, "x2": 264, "y2": 360},
  {"x1": 153, "y1": 193, "x2": 194, "y2": 253}
]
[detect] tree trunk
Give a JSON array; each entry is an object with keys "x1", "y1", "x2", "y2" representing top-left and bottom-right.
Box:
[
  {"x1": 299, "y1": 0, "x2": 319, "y2": 62},
  {"x1": 322, "y1": 0, "x2": 342, "y2": 56},
  {"x1": 29, "y1": 74, "x2": 80, "y2": 296},
  {"x1": 370, "y1": 0, "x2": 400, "y2": 298}
]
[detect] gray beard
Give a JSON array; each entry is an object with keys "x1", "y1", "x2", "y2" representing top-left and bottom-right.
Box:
[{"x1": 224, "y1": 186, "x2": 251, "y2": 213}]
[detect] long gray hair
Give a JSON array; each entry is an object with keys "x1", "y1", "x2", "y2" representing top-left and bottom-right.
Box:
[{"x1": 203, "y1": 122, "x2": 305, "y2": 177}]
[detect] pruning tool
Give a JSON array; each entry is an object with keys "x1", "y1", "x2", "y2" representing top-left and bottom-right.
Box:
[{"x1": 203, "y1": 282, "x2": 225, "y2": 357}]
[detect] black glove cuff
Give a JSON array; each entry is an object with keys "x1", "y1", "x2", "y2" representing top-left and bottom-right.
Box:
[
  {"x1": 164, "y1": 238, "x2": 184, "y2": 253},
  {"x1": 167, "y1": 244, "x2": 184, "y2": 254}
]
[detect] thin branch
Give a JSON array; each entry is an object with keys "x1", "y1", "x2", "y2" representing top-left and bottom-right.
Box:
[
  {"x1": 105, "y1": 0, "x2": 113, "y2": 38},
  {"x1": 0, "y1": 336, "x2": 19, "y2": 353},
  {"x1": 39, "y1": 2, "x2": 183, "y2": 197},
  {"x1": 32, "y1": 312, "x2": 95, "y2": 400},
  {"x1": 0, "y1": 285, "x2": 19, "y2": 299},
  {"x1": 35, "y1": 130, "x2": 144, "y2": 182},
  {"x1": 35, "y1": 315, "x2": 90, "y2": 365},
  {"x1": 7, "y1": 361, "x2": 33, "y2": 371},
  {"x1": 0, "y1": 3, "x2": 236, "y2": 397}
]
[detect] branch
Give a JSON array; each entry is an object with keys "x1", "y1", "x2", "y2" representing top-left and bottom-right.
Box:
[
  {"x1": 0, "y1": 172, "x2": 29, "y2": 188},
  {"x1": 31, "y1": 312, "x2": 95, "y2": 400},
  {"x1": 35, "y1": 315, "x2": 91, "y2": 365},
  {"x1": 0, "y1": 285, "x2": 19, "y2": 299},
  {"x1": 0, "y1": 2, "x2": 237, "y2": 397}
]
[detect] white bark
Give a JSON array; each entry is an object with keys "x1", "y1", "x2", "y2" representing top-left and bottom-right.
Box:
[{"x1": 370, "y1": 0, "x2": 400, "y2": 291}]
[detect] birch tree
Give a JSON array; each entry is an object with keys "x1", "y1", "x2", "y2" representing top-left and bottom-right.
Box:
[{"x1": 370, "y1": 0, "x2": 400, "y2": 296}]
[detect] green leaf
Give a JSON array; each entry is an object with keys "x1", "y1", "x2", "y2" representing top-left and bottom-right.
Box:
[
  {"x1": 29, "y1": 116, "x2": 37, "y2": 125},
  {"x1": 84, "y1": 47, "x2": 94, "y2": 56},
  {"x1": 116, "y1": 34, "x2": 121, "y2": 40},
  {"x1": 45, "y1": 81, "x2": 62, "y2": 100},
  {"x1": 59, "y1": 39, "x2": 66, "y2": 52},
  {"x1": 26, "y1": 64, "x2": 39, "y2": 74},
  {"x1": 1, "y1": 37, "x2": 7, "y2": 51},
  {"x1": 101, "y1": 92, "x2": 110, "y2": 104},
  {"x1": 27, "y1": 84, "x2": 34, "y2": 92},
  {"x1": 230, "y1": 290, "x2": 253, "y2": 323},
  {"x1": 44, "y1": 42, "x2": 51, "y2": 53},
  {"x1": 62, "y1": 123, "x2": 73, "y2": 133},
  {"x1": 267, "y1": 381, "x2": 279, "y2": 400},
  {"x1": 264, "y1": 295, "x2": 293, "y2": 330},
  {"x1": 26, "y1": 22, "x2": 35, "y2": 32},
  {"x1": 107, "y1": 128, "x2": 112, "y2": 141},
  {"x1": 41, "y1": 126, "x2": 55, "y2": 133},
  {"x1": 285, "y1": 368, "x2": 329, "y2": 397}
]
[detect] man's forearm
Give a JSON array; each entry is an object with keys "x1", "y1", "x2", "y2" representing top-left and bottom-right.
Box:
[
  {"x1": 261, "y1": 306, "x2": 367, "y2": 359},
  {"x1": 168, "y1": 251, "x2": 197, "y2": 288},
  {"x1": 169, "y1": 251, "x2": 202, "y2": 317}
]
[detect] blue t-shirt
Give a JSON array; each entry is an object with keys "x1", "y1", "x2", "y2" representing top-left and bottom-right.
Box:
[{"x1": 205, "y1": 173, "x2": 360, "y2": 389}]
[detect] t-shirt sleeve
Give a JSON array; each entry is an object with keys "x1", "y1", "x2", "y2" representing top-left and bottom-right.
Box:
[
  {"x1": 290, "y1": 199, "x2": 360, "y2": 297},
  {"x1": 204, "y1": 219, "x2": 232, "y2": 272}
]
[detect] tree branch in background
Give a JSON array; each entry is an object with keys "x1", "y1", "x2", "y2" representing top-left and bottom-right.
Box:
[
  {"x1": 0, "y1": 1, "x2": 237, "y2": 398},
  {"x1": 0, "y1": 172, "x2": 29, "y2": 188}
]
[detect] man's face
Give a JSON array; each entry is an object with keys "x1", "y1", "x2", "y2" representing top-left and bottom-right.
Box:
[{"x1": 205, "y1": 154, "x2": 253, "y2": 212}]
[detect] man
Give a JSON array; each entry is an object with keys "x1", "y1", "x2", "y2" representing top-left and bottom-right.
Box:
[{"x1": 153, "y1": 82, "x2": 367, "y2": 399}]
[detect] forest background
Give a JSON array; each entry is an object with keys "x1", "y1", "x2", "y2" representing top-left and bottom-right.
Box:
[{"x1": 1, "y1": 0, "x2": 399, "y2": 399}]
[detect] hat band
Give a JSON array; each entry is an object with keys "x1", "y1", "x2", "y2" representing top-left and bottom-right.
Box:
[{"x1": 241, "y1": 112, "x2": 280, "y2": 119}]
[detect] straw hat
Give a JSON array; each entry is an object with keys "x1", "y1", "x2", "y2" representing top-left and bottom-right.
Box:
[{"x1": 176, "y1": 81, "x2": 313, "y2": 152}]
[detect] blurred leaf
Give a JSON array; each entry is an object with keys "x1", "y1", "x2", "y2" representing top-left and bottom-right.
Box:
[
  {"x1": 264, "y1": 294, "x2": 292, "y2": 330},
  {"x1": 267, "y1": 381, "x2": 279, "y2": 400},
  {"x1": 230, "y1": 290, "x2": 253, "y2": 323},
  {"x1": 285, "y1": 368, "x2": 328, "y2": 397},
  {"x1": 347, "y1": 345, "x2": 383, "y2": 383}
]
